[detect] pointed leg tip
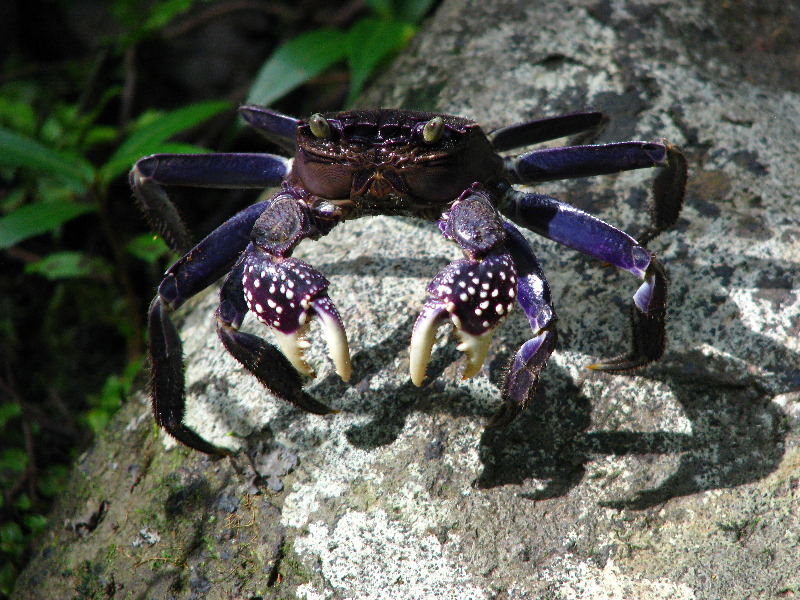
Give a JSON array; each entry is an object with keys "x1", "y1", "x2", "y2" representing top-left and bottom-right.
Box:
[
  {"x1": 487, "y1": 403, "x2": 522, "y2": 428},
  {"x1": 586, "y1": 357, "x2": 648, "y2": 372}
]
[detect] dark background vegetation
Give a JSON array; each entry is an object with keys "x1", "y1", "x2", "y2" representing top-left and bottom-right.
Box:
[{"x1": 0, "y1": 0, "x2": 436, "y2": 594}]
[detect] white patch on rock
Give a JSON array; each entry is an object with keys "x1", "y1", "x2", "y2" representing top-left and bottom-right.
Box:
[{"x1": 295, "y1": 510, "x2": 488, "y2": 600}]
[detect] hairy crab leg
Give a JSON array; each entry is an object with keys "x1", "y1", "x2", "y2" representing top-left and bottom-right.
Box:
[
  {"x1": 500, "y1": 190, "x2": 667, "y2": 371},
  {"x1": 147, "y1": 200, "x2": 275, "y2": 456},
  {"x1": 130, "y1": 152, "x2": 292, "y2": 253},
  {"x1": 489, "y1": 223, "x2": 558, "y2": 427},
  {"x1": 488, "y1": 111, "x2": 604, "y2": 152},
  {"x1": 147, "y1": 297, "x2": 229, "y2": 455},
  {"x1": 410, "y1": 185, "x2": 518, "y2": 385}
]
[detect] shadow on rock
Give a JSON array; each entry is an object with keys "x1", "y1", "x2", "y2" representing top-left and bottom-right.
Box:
[{"x1": 474, "y1": 359, "x2": 787, "y2": 510}]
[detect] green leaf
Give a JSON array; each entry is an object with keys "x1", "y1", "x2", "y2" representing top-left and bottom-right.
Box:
[
  {"x1": 247, "y1": 29, "x2": 348, "y2": 106},
  {"x1": 142, "y1": 0, "x2": 195, "y2": 32},
  {"x1": 346, "y1": 19, "x2": 415, "y2": 106},
  {"x1": 24, "y1": 251, "x2": 112, "y2": 280},
  {"x1": 0, "y1": 200, "x2": 95, "y2": 250},
  {"x1": 364, "y1": 0, "x2": 394, "y2": 18},
  {"x1": 126, "y1": 233, "x2": 171, "y2": 264},
  {"x1": 22, "y1": 514, "x2": 48, "y2": 536},
  {"x1": 37, "y1": 464, "x2": 68, "y2": 497},
  {"x1": 0, "y1": 97, "x2": 36, "y2": 135},
  {"x1": 0, "y1": 403, "x2": 21, "y2": 429},
  {"x1": 100, "y1": 100, "x2": 231, "y2": 183},
  {"x1": 0, "y1": 128, "x2": 94, "y2": 190},
  {"x1": 0, "y1": 449, "x2": 28, "y2": 474}
]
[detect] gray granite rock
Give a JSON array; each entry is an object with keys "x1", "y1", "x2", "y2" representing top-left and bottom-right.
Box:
[{"x1": 14, "y1": 0, "x2": 800, "y2": 598}]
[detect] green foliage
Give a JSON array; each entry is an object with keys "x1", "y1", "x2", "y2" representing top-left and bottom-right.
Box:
[
  {"x1": 247, "y1": 0, "x2": 436, "y2": 107},
  {"x1": 83, "y1": 359, "x2": 143, "y2": 435},
  {"x1": 0, "y1": 98, "x2": 229, "y2": 257}
]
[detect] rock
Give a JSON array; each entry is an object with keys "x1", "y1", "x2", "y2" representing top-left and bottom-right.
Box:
[{"x1": 13, "y1": 0, "x2": 800, "y2": 598}]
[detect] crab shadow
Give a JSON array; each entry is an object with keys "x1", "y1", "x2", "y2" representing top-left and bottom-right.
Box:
[
  {"x1": 309, "y1": 252, "x2": 795, "y2": 510},
  {"x1": 473, "y1": 359, "x2": 787, "y2": 509}
]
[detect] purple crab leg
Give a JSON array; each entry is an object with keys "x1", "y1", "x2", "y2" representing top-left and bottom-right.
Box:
[
  {"x1": 504, "y1": 142, "x2": 687, "y2": 243},
  {"x1": 148, "y1": 296, "x2": 230, "y2": 455},
  {"x1": 490, "y1": 223, "x2": 558, "y2": 426},
  {"x1": 500, "y1": 190, "x2": 667, "y2": 370},
  {"x1": 410, "y1": 185, "x2": 518, "y2": 385},
  {"x1": 239, "y1": 105, "x2": 300, "y2": 154},
  {"x1": 505, "y1": 141, "x2": 668, "y2": 183},
  {"x1": 146, "y1": 199, "x2": 275, "y2": 455},
  {"x1": 130, "y1": 152, "x2": 291, "y2": 253},
  {"x1": 488, "y1": 111, "x2": 604, "y2": 152},
  {"x1": 157, "y1": 200, "x2": 272, "y2": 310}
]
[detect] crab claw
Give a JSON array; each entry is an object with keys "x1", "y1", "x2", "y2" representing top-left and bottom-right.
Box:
[
  {"x1": 241, "y1": 249, "x2": 351, "y2": 381},
  {"x1": 410, "y1": 252, "x2": 517, "y2": 385}
]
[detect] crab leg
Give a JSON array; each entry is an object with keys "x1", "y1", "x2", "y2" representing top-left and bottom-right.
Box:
[
  {"x1": 490, "y1": 223, "x2": 558, "y2": 426},
  {"x1": 500, "y1": 190, "x2": 667, "y2": 371},
  {"x1": 147, "y1": 200, "x2": 274, "y2": 455},
  {"x1": 410, "y1": 185, "x2": 518, "y2": 385},
  {"x1": 216, "y1": 256, "x2": 338, "y2": 416},
  {"x1": 130, "y1": 152, "x2": 292, "y2": 253},
  {"x1": 504, "y1": 141, "x2": 687, "y2": 244},
  {"x1": 488, "y1": 111, "x2": 604, "y2": 152}
]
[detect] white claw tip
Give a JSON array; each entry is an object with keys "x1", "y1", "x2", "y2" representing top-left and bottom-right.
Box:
[
  {"x1": 455, "y1": 327, "x2": 496, "y2": 380},
  {"x1": 273, "y1": 324, "x2": 316, "y2": 378},
  {"x1": 317, "y1": 310, "x2": 352, "y2": 382},
  {"x1": 409, "y1": 311, "x2": 443, "y2": 386}
]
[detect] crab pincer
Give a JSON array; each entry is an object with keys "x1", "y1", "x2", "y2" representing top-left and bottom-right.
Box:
[
  {"x1": 240, "y1": 249, "x2": 351, "y2": 381},
  {"x1": 410, "y1": 187, "x2": 518, "y2": 384}
]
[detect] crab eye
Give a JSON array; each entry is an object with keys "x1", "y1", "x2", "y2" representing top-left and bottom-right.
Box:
[
  {"x1": 309, "y1": 114, "x2": 332, "y2": 139},
  {"x1": 422, "y1": 117, "x2": 444, "y2": 143}
]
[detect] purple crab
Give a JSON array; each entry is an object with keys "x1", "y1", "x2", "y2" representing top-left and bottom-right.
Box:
[{"x1": 130, "y1": 106, "x2": 686, "y2": 455}]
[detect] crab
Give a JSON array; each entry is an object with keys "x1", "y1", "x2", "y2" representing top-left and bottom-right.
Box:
[{"x1": 130, "y1": 106, "x2": 686, "y2": 456}]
